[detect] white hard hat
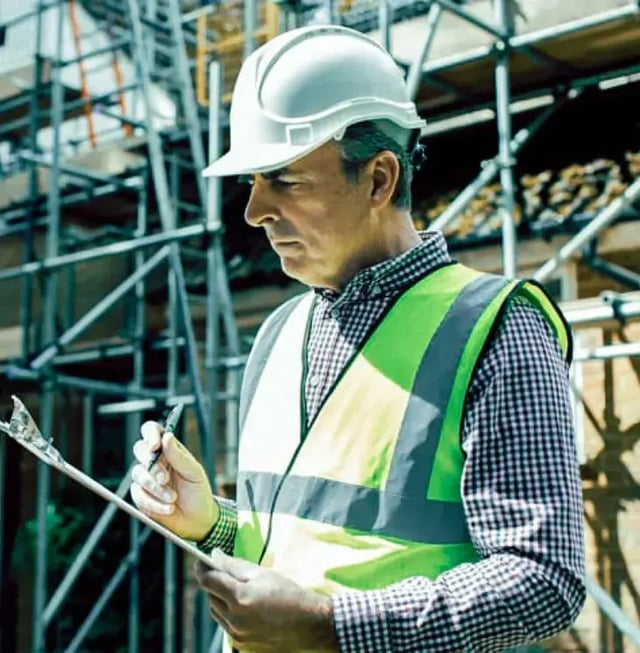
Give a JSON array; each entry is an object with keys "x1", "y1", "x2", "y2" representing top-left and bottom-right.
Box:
[{"x1": 202, "y1": 24, "x2": 426, "y2": 177}]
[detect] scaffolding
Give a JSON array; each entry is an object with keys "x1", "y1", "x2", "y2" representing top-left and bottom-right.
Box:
[
  {"x1": 0, "y1": 0, "x2": 639, "y2": 651},
  {"x1": 0, "y1": 0, "x2": 240, "y2": 651}
]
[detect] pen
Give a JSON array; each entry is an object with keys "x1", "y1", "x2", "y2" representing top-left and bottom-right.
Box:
[{"x1": 147, "y1": 403, "x2": 185, "y2": 472}]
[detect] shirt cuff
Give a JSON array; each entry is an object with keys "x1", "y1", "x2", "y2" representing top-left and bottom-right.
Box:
[
  {"x1": 196, "y1": 497, "x2": 237, "y2": 556},
  {"x1": 331, "y1": 589, "x2": 392, "y2": 652}
]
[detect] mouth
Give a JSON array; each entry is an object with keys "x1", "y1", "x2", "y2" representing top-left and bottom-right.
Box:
[{"x1": 270, "y1": 239, "x2": 301, "y2": 248}]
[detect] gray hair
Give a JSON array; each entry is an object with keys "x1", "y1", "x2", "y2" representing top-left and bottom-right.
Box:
[{"x1": 335, "y1": 120, "x2": 418, "y2": 210}]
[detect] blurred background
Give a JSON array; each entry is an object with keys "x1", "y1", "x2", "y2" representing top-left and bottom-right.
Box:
[{"x1": 0, "y1": 0, "x2": 638, "y2": 651}]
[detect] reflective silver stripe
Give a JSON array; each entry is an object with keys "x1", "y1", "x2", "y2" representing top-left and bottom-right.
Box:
[
  {"x1": 236, "y1": 471, "x2": 470, "y2": 544},
  {"x1": 385, "y1": 274, "x2": 512, "y2": 498}
]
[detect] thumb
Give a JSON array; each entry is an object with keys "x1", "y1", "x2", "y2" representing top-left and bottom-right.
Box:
[
  {"x1": 209, "y1": 548, "x2": 257, "y2": 581},
  {"x1": 162, "y1": 432, "x2": 203, "y2": 482}
]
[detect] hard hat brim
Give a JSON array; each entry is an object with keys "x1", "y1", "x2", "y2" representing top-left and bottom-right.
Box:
[{"x1": 202, "y1": 142, "x2": 318, "y2": 178}]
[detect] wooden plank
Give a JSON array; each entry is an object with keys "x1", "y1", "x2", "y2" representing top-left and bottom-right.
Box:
[
  {"x1": 0, "y1": 325, "x2": 23, "y2": 361},
  {"x1": 408, "y1": 13, "x2": 640, "y2": 115}
]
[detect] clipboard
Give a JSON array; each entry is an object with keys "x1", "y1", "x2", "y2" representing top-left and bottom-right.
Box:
[{"x1": 0, "y1": 394, "x2": 214, "y2": 566}]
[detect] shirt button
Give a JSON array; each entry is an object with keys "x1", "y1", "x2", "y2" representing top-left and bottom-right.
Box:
[
  {"x1": 371, "y1": 284, "x2": 382, "y2": 296},
  {"x1": 331, "y1": 307, "x2": 341, "y2": 318},
  {"x1": 309, "y1": 375, "x2": 321, "y2": 387}
]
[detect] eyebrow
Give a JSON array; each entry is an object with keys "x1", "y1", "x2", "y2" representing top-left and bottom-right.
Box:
[{"x1": 261, "y1": 167, "x2": 295, "y2": 180}]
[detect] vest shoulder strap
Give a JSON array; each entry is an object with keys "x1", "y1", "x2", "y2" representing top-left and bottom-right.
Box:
[
  {"x1": 517, "y1": 279, "x2": 573, "y2": 362},
  {"x1": 239, "y1": 293, "x2": 308, "y2": 432}
]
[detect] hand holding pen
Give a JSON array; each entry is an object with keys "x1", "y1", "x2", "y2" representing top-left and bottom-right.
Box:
[
  {"x1": 147, "y1": 403, "x2": 185, "y2": 472},
  {"x1": 130, "y1": 406, "x2": 220, "y2": 541}
]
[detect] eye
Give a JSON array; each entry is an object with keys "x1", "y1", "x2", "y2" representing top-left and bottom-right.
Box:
[{"x1": 271, "y1": 178, "x2": 299, "y2": 190}]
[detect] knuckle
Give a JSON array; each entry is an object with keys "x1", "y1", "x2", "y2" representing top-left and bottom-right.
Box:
[
  {"x1": 145, "y1": 476, "x2": 160, "y2": 495},
  {"x1": 234, "y1": 588, "x2": 253, "y2": 610},
  {"x1": 130, "y1": 483, "x2": 158, "y2": 514},
  {"x1": 131, "y1": 467, "x2": 153, "y2": 493},
  {"x1": 153, "y1": 465, "x2": 169, "y2": 485},
  {"x1": 143, "y1": 473, "x2": 167, "y2": 498}
]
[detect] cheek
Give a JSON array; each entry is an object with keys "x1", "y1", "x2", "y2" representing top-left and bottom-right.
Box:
[{"x1": 287, "y1": 186, "x2": 364, "y2": 244}]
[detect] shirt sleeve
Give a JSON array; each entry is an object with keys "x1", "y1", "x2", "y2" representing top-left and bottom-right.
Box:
[
  {"x1": 196, "y1": 496, "x2": 238, "y2": 556},
  {"x1": 331, "y1": 298, "x2": 586, "y2": 652}
]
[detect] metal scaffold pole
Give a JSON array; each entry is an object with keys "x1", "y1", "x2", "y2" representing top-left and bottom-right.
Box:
[
  {"x1": 23, "y1": 1, "x2": 46, "y2": 360},
  {"x1": 126, "y1": 0, "x2": 212, "y2": 447},
  {"x1": 206, "y1": 60, "x2": 242, "y2": 484},
  {"x1": 0, "y1": 427, "x2": 4, "y2": 619},
  {"x1": 202, "y1": 59, "x2": 223, "y2": 652},
  {"x1": 406, "y1": 1, "x2": 442, "y2": 101},
  {"x1": 494, "y1": 0, "x2": 517, "y2": 278},
  {"x1": 378, "y1": 0, "x2": 392, "y2": 52},
  {"x1": 126, "y1": 165, "x2": 150, "y2": 653},
  {"x1": 32, "y1": 2, "x2": 65, "y2": 650},
  {"x1": 165, "y1": 155, "x2": 180, "y2": 653},
  {"x1": 244, "y1": 0, "x2": 258, "y2": 59}
]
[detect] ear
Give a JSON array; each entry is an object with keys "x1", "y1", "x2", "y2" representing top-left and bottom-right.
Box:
[{"x1": 369, "y1": 151, "x2": 400, "y2": 208}]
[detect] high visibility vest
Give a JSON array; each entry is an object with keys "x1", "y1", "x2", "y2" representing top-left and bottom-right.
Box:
[{"x1": 226, "y1": 263, "x2": 570, "y2": 651}]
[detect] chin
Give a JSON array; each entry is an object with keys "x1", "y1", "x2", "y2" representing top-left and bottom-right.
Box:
[{"x1": 279, "y1": 259, "x2": 315, "y2": 287}]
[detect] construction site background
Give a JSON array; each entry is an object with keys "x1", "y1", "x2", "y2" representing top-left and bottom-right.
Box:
[{"x1": 0, "y1": 0, "x2": 639, "y2": 651}]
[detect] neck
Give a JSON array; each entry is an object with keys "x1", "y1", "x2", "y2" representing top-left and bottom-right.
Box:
[
  {"x1": 375, "y1": 209, "x2": 422, "y2": 258},
  {"x1": 328, "y1": 210, "x2": 421, "y2": 292}
]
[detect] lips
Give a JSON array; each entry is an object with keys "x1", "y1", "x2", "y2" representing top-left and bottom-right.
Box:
[{"x1": 270, "y1": 239, "x2": 300, "y2": 247}]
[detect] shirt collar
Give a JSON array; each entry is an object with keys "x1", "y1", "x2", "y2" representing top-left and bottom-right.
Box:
[{"x1": 314, "y1": 230, "x2": 452, "y2": 303}]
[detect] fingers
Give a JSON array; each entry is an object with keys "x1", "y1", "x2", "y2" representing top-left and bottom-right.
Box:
[
  {"x1": 131, "y1": 463, "x2": 176, "y2": 502},
  {"x1": 130, "y1": 480, "x2": 176, "y2": 516},
  {"x1": 132, "y1": 439, "x2": 169, "y2": 474},
  {"x1": 161, "y1": 432, "x2": 204, "y2": 482},
  {"x1": 208, "y1": 548, "x2": 255, "y2": 581},
  {"x1": 130, "y1": 449, "x2": 175, "y2": 516},
  {"x1": 207, "y1": 594, "x2": 245, "y2": 651},
  {"x1": 141, "y1": 420, "x2": 163, "y2": 452},
  {"x1": 134, "y1": 422, "x2": 204, "y2": 485},
  {"x1": 132, "y1": 440, "x2": 153, "y2": 467},
  {"x1": 194, "y1": 559, "x2": 241, "y2": 598},
  {"x1": 207, "y1": 594, "x2": 230, "y2": 628},
  {"x1": 134, "y1": 421, "x2": 165, "y2": 468}
]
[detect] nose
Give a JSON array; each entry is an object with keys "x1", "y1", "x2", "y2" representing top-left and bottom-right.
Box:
[{"x1": 244, "y1": 184, "x2": 279, "y2": 228}]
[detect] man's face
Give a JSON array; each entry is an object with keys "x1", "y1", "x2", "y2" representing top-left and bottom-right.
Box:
[{"x1": 243, "y1": 143, "x2": 377, "y2": 290}]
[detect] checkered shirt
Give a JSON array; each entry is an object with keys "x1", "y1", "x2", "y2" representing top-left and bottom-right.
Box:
[{"x1": 199, "y1": 231, "x2": 586, "y2": 652}]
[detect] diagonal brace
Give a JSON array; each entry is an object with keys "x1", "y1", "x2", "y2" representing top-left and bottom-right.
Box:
[
  {"x1": 430, "y1": 95, "x2": 567, "y2": 233},
  {"x1": 29, "y1": 245, "x2": 170, "y2": 371}
]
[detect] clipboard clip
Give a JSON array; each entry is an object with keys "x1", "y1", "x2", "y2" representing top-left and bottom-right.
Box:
[{"x1": 0, "y1": 395, "x2": 64, "y2": 464}]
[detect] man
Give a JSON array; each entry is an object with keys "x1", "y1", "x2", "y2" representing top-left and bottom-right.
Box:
[{"x1": 130, "y1": 24, "x2": 585, "y2": 652}]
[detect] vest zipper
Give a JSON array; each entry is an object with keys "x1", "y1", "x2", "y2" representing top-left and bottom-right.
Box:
[
  {"x1": 256, "y1": 296, "x2": 316, "y2": 566},
  {"x1": 298, "y1": 296, "x2": 314, "y2": 441}
]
